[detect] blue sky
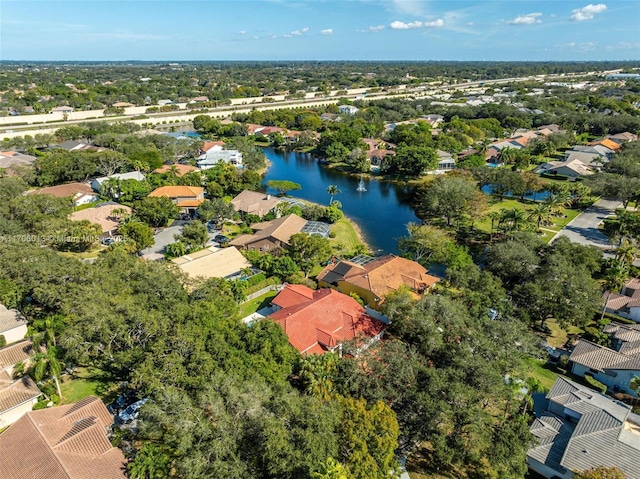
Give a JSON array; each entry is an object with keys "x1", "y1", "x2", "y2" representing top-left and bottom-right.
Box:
[{"x1": 1, "y1": 0, "x2": 639, "y2": 61}]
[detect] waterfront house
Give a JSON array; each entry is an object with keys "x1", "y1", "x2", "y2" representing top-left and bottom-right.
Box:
[
  {"x1": 268, "y1": 284, "x2": 388, "y2": 355},
  {"x1": 229, "y1": 214, "x2": 307, "y2": 252},
  {"x1": 534, "y1": 159, "x2": 593, "y2": 179},
  {"x1": 317, "y1": 254, "x2": 440, "y2": 310},
  {"x1": 230, "y1": 190, "x2": 283, "y2": 218}
]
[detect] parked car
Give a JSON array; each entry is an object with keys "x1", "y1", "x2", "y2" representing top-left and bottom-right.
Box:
[
  {"x1": 207, "y1": 222, "x2": 219, "y2": 233},
  {"x1": 107, "y1": 391, "x2": 137, "y2": 414},
  {"x1": 117, "y1": 398, "x2": 149, "y2": 424},
  {"x1": 214, "y1": 234, "x2": 229, "y2": 245}
]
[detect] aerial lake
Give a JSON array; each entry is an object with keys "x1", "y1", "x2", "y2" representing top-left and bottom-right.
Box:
[{"x1": 261, "y1": 147, "x2": 420, "y2": 254}]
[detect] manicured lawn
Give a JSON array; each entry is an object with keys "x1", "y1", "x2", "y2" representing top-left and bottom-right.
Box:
[
  {"x1": 522, "y1": 356, "x2": 560, "y2": 391},
  {"x1": 239, "y1": 290, "x2": 277, "y2": 318},
  {"x1": 330, "y1": 218, "x2": 366, "y2": 256},
  {"x1": 60, "y1": 367, "x2": 120, "y2": 405},
  {"x1": 545, "y1": 318, "x2": 583, "y2": 349},
  {"x1": 474, "y1": 197, "x2": 583, "y2": 244}
]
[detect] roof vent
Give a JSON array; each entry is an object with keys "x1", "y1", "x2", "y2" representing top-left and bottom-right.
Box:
[{"x1": 582, "y1": 449, "x2": 589, "y2": 454}]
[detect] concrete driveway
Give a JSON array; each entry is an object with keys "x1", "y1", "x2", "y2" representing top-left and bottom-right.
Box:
[
  {"x1": 140, "y1": 223, "x2": 185, "y2": 256},
  {"x1": 552, "y1": 199, "x2": 621, "y2": 248}
]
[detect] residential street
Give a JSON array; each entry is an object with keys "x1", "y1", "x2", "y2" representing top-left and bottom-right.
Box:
[{"x1": 552, "y1": 199, "x2": 621, "y2": 248}]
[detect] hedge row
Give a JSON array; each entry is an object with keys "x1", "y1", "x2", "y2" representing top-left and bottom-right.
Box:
[{"x1": 584, "y1": 373, "x2": 607, "y2": 394}]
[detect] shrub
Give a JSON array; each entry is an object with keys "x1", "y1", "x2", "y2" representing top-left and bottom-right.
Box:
[
  {"x1": 246, "y1": 273, "x2": 266, "y2": 287},
  {"x1": 541, "y1": 172, "x2": 570, "y2": 181},
  {"x1": 584, "y1": 373, "x2": 607, "y2": 394},
  {"x1": 0, "y1": 335, "x2": 5, "y2": 348},
  {"x1": 329, "y1": 231, "x2": 337, "y2": 239}
]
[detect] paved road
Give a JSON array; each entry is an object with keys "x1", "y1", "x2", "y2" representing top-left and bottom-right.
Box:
[{"x1": 553, "y1": 199, "x2": 621, "y2": 248}]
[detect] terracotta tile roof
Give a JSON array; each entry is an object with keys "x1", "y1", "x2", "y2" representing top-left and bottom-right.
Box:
[
  {"x1": 269, "y1": 285, "x2": 387, "y2": 354},
  {"x1": 202, "y1": 141, "x2": 225, "y2": 151},
  {"x1": 0, "y1": 340, "x2": 35, "y2": 371},
  {"x1": 0, "y1": 304, "x2": 27, "y2": 335},
  {"x1": 153, "y1": 164, "x2": 200, "y2": 176},
  {"x1": 588, "y1": 138, "x2": 621, "y2": 150},
  {"x1": 0, "y1": 396, "x2": 127, "y2": 479},
  {"x1": 317, "y1": 254, "x2": 440, "y2": 302},
  {"x1": 176, "y1": 199, "x2": 205, "y2": 208},
  {"x1": 148, "y1": 185, "x2": 204, "y2": 199},
  {"x1": 69, "y1": 204, "x2": 131, "y2": 233},
  {"x1": 30, "y1": 183, "x2": 96, "y2": 199}
]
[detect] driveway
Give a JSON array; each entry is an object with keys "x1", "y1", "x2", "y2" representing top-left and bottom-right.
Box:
[
  {"x1": 552, "y1": 199, "x2": 621, "y2": 248},
  {"x1": 140, "y1": 223, "x2": 185, "y2": 256}
]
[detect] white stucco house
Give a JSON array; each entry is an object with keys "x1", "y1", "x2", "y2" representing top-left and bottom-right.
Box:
[
  {"x1": 90, "y1": 171, "x2": 146, "y2": 192},
  {"x1": 603, "y1": 277, "x2": 640, "y2": 323},
  {"x1": 197, "y1": 149, "x2": 243, "y2": 169},
  {"x1": 338, "y1": 105, "x2": 359, "y2": 115},
  {"x1": 0, "y1": 304, "x2": 28, "y2": 345}
]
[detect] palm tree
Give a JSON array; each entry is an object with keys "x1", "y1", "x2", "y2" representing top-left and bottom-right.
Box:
[
  {"x1": 616, "y1": 240, "x2": 638, "y2": 267},
  {"x1": 127, "y1": 444, "x2": 172, "y2": 479},
  {"x1": 488, "y1": 211, "x2": 501, "y2": 240},
  {"x1": 31, "y1": 314, "x2": 66, "y2": 347},
  {"x1": 527, "y1": 203, "x2": 553, "y2": 232},
  {"x1": 326, "y1": 184, "x2": 341, "y2": 205},
  {"x1": 499, "y1": 208, "x2": 528, "y2": 234},
  {"x1": 499, "y1": 146, "x2": 517, "y2": 166},
  {"x1": 545, "y1": 192, "x2": 572, "y2": 216},
  {"x1": 298, "y1": 353, "x2": 339, "y2": 401},
  {"x1": 27, "y1": 346, "x2": 64, "y2": 399}
]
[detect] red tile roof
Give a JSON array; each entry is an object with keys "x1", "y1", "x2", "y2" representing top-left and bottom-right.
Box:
[
  {"x1": 202, "y1": 141, "x2": 225, "y2": 152},
  {"x1": 0, "y1": 396, "x2": 126, "y2": 479},
  {"x1": 269, "y1": 285, "x2": 387, "y2": 355}
]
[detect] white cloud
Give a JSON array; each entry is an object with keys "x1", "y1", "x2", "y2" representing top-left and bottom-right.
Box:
[
  {"x1": 319, "y1": 28, "x2": 333, "y2": 35},
  {"x1": 424, "y1": 19, "x2": 444, "y2": 27},
  {"x1": 283, "y1": 34, "x2": 292, "y2": 38},
  {"x1": 358, "y1": 25, "x2": 385, "y2": 33},
  {"x1": 508, "y1": 13, "x2": 542, "y2": 25},
  {"x1": 571, "y1": 4, "x2": 607, "y2": 21},
  {"x1": 290, "y1": 27, "x2": 309, "y2": 36},
  {"x1": 390, "y1": 19, "x2": 443, "y2": 29},
  {"x1": 237, "y1": 30, "x2": 246, "y2": 35}
]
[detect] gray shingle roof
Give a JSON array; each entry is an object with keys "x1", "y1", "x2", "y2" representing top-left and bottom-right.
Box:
[
  {"x1": 529, "y1": 377, "x2": 640, "y2": 478},
  {"x1": 0, "y1": 304, "x2": 27, "y2": 335}
]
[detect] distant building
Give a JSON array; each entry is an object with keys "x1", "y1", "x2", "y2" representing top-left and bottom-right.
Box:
[
  {"x1": 0, "y1": 151, "x2": 37, "y2": 169},
  {"x1": 534, "y1": 159, "x2": 593, "y2": 179},
  {"x1": 338, "y1": 105, "x2": 359, "y2": 115},
  {"x1": 153, "y1": 164, "x2": 201, "y2": 177},
  {"x1": 30, "y1": 182, "x2": 99, "y2": 206},
  {"x1": 198, "y1": 145, "x2": 242, "y2": 170},
  {"x1": 90, "y1": 171, "x2": 146, "y2": 192},
  {"x1": 49, "y1": 106, "x2": 74, "y2": 114},
  {"x1": 230, "y1": 190, "x2": 283, "y2": 218},
  {"x1": 0, "y1": 396, "x2": 127, "y2": 479}
]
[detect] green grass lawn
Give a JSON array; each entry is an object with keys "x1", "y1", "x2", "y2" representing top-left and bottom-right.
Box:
[
  {"x1": 239, "y1": 290, "x2": 278, "y2": 318},
  {"x1": 330, "y1": 218, "x2": 367, "y2": 256},
  {"x1": 474, "y1": 196, "x2": 583, "y2": 244},
  {"x1": 522, "y1": 356, "x2": 561, "y2": 391},
  {"x1": 60, "y1": 367, "x2": 120, "y2": 405},
  {"x1": 545, "y1": 318, "x2": 583, "y2": 349}
]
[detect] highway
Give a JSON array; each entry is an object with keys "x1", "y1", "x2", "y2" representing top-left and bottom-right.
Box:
[{"x1": 0, "y1": 72, "x2": 595, "y2": 140}]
